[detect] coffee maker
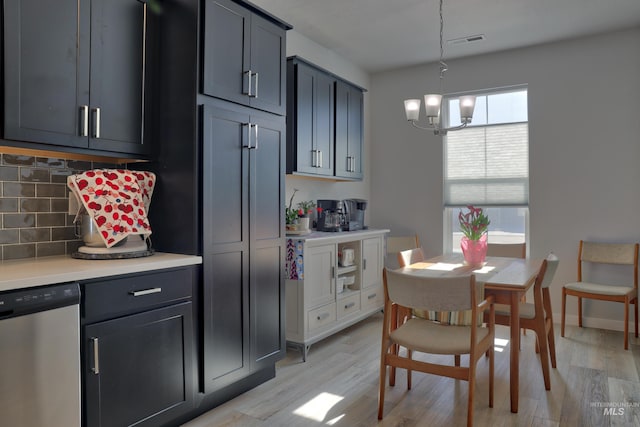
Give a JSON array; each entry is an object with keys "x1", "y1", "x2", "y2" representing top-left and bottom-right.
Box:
[
  {"x1": 316, "y1": 200, "x2": 346, "y2": 232},
  {"x1": 316, "y1": 199, "x2": 368, "y2": 232},
  {"x1": 343, "y1": 198, "x2": 368, "y2": 231}
]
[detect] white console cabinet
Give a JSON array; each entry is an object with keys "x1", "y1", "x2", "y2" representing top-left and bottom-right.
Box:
[{"x1": 285, "y1": 229, "x2": 389, "y2": 360}]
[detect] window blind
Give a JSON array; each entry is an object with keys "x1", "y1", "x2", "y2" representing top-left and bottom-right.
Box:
[{"x1": 444, "y1": 122, "x2": 529, "y2": 206}]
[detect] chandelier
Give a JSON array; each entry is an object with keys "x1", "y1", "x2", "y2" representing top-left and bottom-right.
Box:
[{"x1": 403, "y1": 0, "x2": 476, "y2": 135}]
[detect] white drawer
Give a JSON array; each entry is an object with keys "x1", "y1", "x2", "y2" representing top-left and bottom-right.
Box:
[
  {"x1": 361, "y1": 285, "x2": 384, "y2": 311},
  {"x1": 337, "y1": 293, "x2": 361, "y2": 319},
  {"x1": 308, "y1": 303, "x2": 336, "y2": 331}
]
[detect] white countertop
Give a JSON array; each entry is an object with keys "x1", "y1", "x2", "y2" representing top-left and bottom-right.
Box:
[
  {"x1": 286, "y1": 228, "x2": 390, "y2": 244},
  {"x1": 0, "y1": 252, "x2": 203, "y2": 293}
]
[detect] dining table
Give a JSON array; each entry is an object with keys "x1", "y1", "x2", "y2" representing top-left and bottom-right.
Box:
[{"x1": 396, "y1": 253, "x2": 543, "y2": 414}]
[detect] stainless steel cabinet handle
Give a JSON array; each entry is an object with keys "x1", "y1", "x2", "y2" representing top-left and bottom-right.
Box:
[
  {"x1": 311, "y1": 150, "x2": 317, "y2": 167},
  {"x1": 92, "y1": 107, "x2": 101, "y2": 138},
  {"x1": 368, "y1": 293, "x2": 377, "y2": 300},
  {"x1": 317, "y1": 312, "x2": 330, "y2": 321},
  {"x1": 91, "y1": 337, "x2": 100, "y2": 374},
  {"x1": 129, "y1": 287, "x2": 162, "y2": 297},
  {"x1": 243, "y1": 123, "x2": 252, "y2": 148},
  {"x1": 318, "y1": 150, "x2": 323, "y2": 168},
  {"x1": 252, "y1": 124, "x2": 259, "y2": 150},
  {"x1": 80, "y1": 105, "x2": 89, "y2": 137},
  {"x1": 244, "y1": 70, "x2": 253, "y2": 96},
  {"x1": 344, "y1": 302, "x2": 355, "y2": 309},
  {"x1": 363, "y1": 259, "x2": 367, "y2": 270},
  {"x1": 252, "y1": 72, "x2": 259, "y2": 98}
]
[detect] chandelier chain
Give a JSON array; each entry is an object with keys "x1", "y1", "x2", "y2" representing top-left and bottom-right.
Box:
[{"x1": 438, "y1": 0, "x2": 448, "y2": 95}]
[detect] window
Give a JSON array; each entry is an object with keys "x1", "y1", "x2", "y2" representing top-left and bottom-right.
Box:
[{"x1": 443, "y1": 87, "x2": 529, "y2": 253}]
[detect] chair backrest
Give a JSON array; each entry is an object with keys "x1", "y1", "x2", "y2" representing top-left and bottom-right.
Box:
[
  {"x1": 541, "y1": 254, "x2": 559, "y2": 289},
  {"x1": 387, "y1": 235, "x2": 420, "y2": 255},
  {"x1": 580, "y1": 241, "x2": 638, "y2": 265},
  {"x1": 397, "y1": 247, "x2": 425, "y2": 268},
  {"x1": 383, "y1": 268, "x2": 479, "y2": 313},
  {"x1": 486, "y1": 242, "x2": 526, "y2": 259},
  {"x1": 578, "y1": 240, "x2": 639, "y2": 288}
]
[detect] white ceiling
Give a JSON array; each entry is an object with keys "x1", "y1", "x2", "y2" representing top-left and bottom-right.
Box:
[{"x1": 251, "y1": 0, "x2": 640, "y2": 73}]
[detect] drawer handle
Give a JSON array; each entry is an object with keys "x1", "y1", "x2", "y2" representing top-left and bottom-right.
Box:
[
  {"x1": 367, "y1": 293, "x2": 377, "y2": 300},
  {"x1": 344, "y1": 302, "x2": 355, "y2": 310},
  {"x1": 129, "y1": 287, "x2": 162, "y2": 297},
  {"x1": 317, "y1": 312, "x2": 330, "y2": 321}
]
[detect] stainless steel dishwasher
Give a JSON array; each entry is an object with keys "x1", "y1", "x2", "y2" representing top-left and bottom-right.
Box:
[{"x1": 0, "y1": 282, "x2": 81, "y2": 427}]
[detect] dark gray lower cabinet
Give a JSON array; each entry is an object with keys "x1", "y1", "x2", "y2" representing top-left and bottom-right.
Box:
[{"x1": 82, "y1": 268, "x2": 195, "y2": 427}]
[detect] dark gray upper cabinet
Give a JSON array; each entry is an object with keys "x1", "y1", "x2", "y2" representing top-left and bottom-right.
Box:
[
  {"x1": 286, "y1": 56, "x2": 365, "y2": 180},
  {"x1": 3, "y1": 0, "x2": 150, "y2": 156},
  {"x1": 286, "y1": 58, "x2": 335, "y2": 177},
  {"x1": 335, "y1": 80, "x2": 364, "y2": 180},
  {"x1": 203, "y1": 0, "x2": 286, "y2": 115}
]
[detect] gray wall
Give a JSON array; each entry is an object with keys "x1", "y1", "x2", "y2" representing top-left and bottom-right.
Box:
[{"x1": 370, "y1": 27, "x2": 640, "y2": 331}]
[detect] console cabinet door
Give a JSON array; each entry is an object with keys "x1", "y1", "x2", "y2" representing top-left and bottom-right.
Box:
[
  {"x1": 84, "y1": 303, "x2": 194, "y2": 427},
  {"x1": 304, "y1": 244, "x2": 337, "y2": 308},
  {"x1": 335, "y1": 80, "x2": 364, "y2": 180},
  {"x1": 362, "y1": 237, "x2": 383, "y2": 289}
]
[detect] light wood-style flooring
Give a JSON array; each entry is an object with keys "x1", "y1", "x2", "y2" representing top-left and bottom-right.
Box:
[{"x1": 183, "y1": 313, "x2": 640, "y2": 426}]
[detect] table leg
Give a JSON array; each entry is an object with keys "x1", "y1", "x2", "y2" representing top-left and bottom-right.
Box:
[{"x1": 510, "y1": 291, "x2": 520, "y2": 413}]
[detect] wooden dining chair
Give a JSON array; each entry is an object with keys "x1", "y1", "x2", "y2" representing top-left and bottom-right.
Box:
[
  {"x1": 378, "y1": 268, "x2": 495, "y2": 427},
  {"x1": 561, "y1": 240, "x2": 639, "y2": 350},
  {"x1": 386, "y1": 234, "x2": 420, "y2": 269},
  {"x1": 487, "y1": 242, "x2": 528, "y2": 336},
  {"x1": 486, "y1": 242, "x2": 526, "y2": 259},
  {"x1": 492, "y1": 258, "x2": 555, "y2": 390}
]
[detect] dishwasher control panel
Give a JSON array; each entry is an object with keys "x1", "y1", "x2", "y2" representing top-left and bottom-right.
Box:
[{"x1": 0, "y1": 282, "x2": 80, "y2": 318}]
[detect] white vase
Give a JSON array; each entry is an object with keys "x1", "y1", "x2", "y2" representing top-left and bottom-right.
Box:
[{"x1": 296, "y1": 217, "x2": 310, "y2": 231}]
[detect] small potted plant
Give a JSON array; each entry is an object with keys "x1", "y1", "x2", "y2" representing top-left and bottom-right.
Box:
[
  {"x1": 458, "y1": 205, "x2": 490, "y2": 266},
  {"x1": 296, "y1": 200, "x2": 316, "y2": 231}
]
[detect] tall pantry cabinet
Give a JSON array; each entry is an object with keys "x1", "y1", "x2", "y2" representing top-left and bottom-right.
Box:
[{"x1": 147, "y1": 0, "x2": 290, "y2": 410}]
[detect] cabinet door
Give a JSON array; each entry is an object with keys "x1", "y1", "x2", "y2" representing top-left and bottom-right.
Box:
[
  {"x1": 201, "y1": 105, "x2": 251, "y2": 391},
  {"x1": 335, "y1": 81, "x2": 364, "y2": 180},
  {"x1": 202, "y1": 0, "x2": 251, "y2": 106},
  {"x1": 249, "y1": 14, "x2": 286, "y2": 115},
  {"x1": 88, "y1": 0, "x2": 148, "y2": 154},
  {"x1": 250, "y1": 114, "x2": 286, "y2": 369},
  {"x1": 3, "y1": 0, "x2": 89, "y2": 148},
  {"x1": 362, "y1": 237, "x2": 383, "y2": 289},
  {"x1": 84, "y1": 302, "x2": 194, "y2": 427},
  {"x1": 289, "y1": 62, "x2": 335, "y2": 176},
  {"x1": 304, "y1": 244, "x2": 336, "y2": 308}
]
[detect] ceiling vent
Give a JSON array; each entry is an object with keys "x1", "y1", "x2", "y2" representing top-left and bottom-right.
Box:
[{"x1": 447, "y1": 34, "x2": 486, "y2": 46}]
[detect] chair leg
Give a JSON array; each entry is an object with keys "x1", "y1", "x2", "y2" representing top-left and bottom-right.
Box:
[
  {"x1": 624, "y1": 298, "x2": 629, "y2": 350},
  {"x1": 489, "y1": 344, "x2": 494, "y2": 408},
  {"x1": 378, "y1": 355, "x2": 387, "y2": 419},
  {"x1": 578, "y1": 297, "x2": 583, "y2": 328},
  {"x1": 547, "y1": 320, "x2": 557, "y2": 368},
  {"x1": 634, "y1": 296, "x2": 638, "y2": 338},
  {"x1": 407, "y1": 349, "x2": 412, "y2": 390},
  {"x1": 467, "y1": 362, "x2": 476, "y2": 427},
  {"x1": 535, "y1": 323, "x2": 551, "y2": 390},
  {"x1": 561, "y1": 289, "x2": 567, "y2": 337}
]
